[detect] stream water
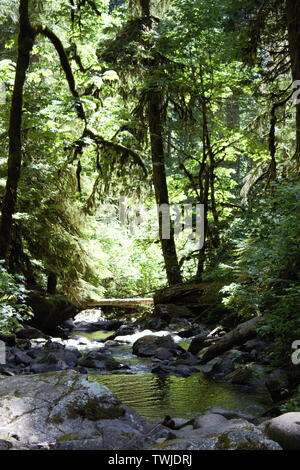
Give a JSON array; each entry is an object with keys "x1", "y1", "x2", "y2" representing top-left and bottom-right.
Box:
[{"x1": 72, "y1": 329, "x2": 272, "y2": 423}]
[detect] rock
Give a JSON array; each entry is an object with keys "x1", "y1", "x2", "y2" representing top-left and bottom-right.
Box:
[
  {"x1": 168, "y1": 318, "x2": 193, "y2": 331},
  {"x1": 15, "y1": 339, "x2": 31, "y2": 349},
  {"x1": 209, "y1": 406, "x2": 257, "y2": 424},
  {"x1": 0, "y1": 370, "x2": 124, "y2": 446},
  {"x1": 44, "y1": 340, "x2": 65, "y2": 351},
  {"x1": 264, "y1": 412, "x2": 300, "y2": 449},
  {"x1": 62, "y1": 318, "x2": 75, "y2": 331},
  {"x1": 188, "y1": 333, "x2": 207, "y2": 355},
  {"x1": 74, "y1": 309, "x2": 103, "y2": 324},
  {"x1": 177, "y1": 326, "x2": 206, "y2": 339},
  {"x1": 168, "y1": 418, "x2": 193, "y2": 430},
  {"x1": 198, "y1": 357, "x2": 223, "y2": 374},
  {"x1": 199, "y1": 349, "x2": 252, "y2": 376},
  {"x1": 27, "y1": 291, "x2": 79, "y2": 333},
  {"x1": 53, "y1": 437, "x2": 104, "y2": 450},
  {"x1": 78, "y1": 351, "x2": 122, "y2": 370},
  {"x1": 137, "y1": 317, "x2": 169, "y2": 332},
  {"x1": 29, "y1": 349, "x2": 79, "y2": 370},
  {"x1": 0, "y1": 439, "x2": 12, "y2": 450},
  {"x1": 99, "y1": 425, "x2": 146, "y2": 450},
  {"x1": 154, "y1": 347, "x2": 177, "y2": 361},
  {"x1": 30, "y1": 361, "x2": 69, "y2": 374},
  {"x1": 172, "y1": 352, "x2": 199, "y2": 366},
  {"x1": 0, "y1": 333, "x2": 16, "y2": 347},
  {"x1": 133, "y1": 334, "x2": 184, "y2": 358},
  {"x1": 116, "y1": 329, "x2": 172, "y2": 344},
  {"x1": 193, "y1": 412, "x2": 229, "y2": 433},
  {"x1": 224, "y1": 363, "x2": 271, "y2": 389},
  {"x1": 0, "y1": 365, "x2": 16, "y2": 376},
  {"x1": 13, "y1": 349, "x2": 32, "y2": 366},
  {"x1": 150, "y1": 419, "x2": 282, "y2": 450},
  {"x1": 265, "y1": 370, "x2": 290, "y2": 402},
  {"x1": 242, "y1": 338, "x2": 269, "y2": 353},
  {"x1": 114, "y1": 324, "x2": 133, "y2": 335},
  {"x1": 15, "y1": 327, "x2": 49, "y2": 340}
]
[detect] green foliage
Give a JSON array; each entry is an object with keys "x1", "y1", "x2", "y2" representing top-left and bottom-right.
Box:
[
  {"x1": 0, "y1": 262, "x2": 33, "y2": 333},
  {"x1": 280, "y1": 386, "x2": 300, "y2": 413},
  {"x1": 221, "y1": 180, "x2": 300, "y2": 363}
]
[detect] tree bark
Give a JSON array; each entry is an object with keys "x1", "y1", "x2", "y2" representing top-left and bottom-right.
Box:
[
  {"x1": 47, "y1": 272, "x2": 58, "y2": 295},
  {"x1": 0, "y1": 0, "x2": 35, "y2": 263},
  {"x1": 199, "y1": 316, "x2": 261, "y2": 364},
  {"x1": 286, "y1": 0, "x2": 300, "y2": 168},
  {"x1": 148, "y1": 90, "x2": 182, "y2": 286}
]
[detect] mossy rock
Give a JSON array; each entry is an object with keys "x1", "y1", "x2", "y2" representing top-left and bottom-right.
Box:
[
  {"x1": 67, "y1": 397, "x2": 124, "y2": 421},
  {"x1": 27, "y1": 291, "x2": 79, "y2": 333}
]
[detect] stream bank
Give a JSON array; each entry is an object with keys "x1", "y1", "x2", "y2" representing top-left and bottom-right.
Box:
[{"x1": 0, "y1": 308, "x2": 299, "y2": 449}]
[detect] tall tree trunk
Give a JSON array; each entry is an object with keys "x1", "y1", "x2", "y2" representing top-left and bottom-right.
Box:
[
  {"x1": 286, "y1": 0, "x2": 300, "y2": 168},
  {"x1": 148, "y1": 90, "x2": 182, "y2": 286},
  {"x1": 0, "y1": 0, "x2": 35, "y2": 263}
]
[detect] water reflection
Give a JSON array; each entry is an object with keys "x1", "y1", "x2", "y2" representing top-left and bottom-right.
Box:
[{"x1": 89, "y1": 372, "x2": 271, "y2": 423}]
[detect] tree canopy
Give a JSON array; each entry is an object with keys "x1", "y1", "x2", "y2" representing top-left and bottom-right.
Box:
[{"x1": 0, "y1": 0, "x2": 299, "y2": 364}]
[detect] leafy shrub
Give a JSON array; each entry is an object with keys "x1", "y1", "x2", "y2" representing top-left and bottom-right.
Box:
[
  {"x1": 0, "y1": 262, "x2": 33, "y2": 333},
  {"x1": 221, "y1": 180, "x2": 300, "y2": 364}
]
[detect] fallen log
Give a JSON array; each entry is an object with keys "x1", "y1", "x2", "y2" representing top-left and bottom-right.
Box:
[
  {"x1": 199, "y1": 316, "x2": 261, "y2": 364},
  {"x1": 154, "y1": 281, "x2": 223, "y2": 306},
  {"x1": 81, "y1": 298, "x2": 153, "y2": 309}
]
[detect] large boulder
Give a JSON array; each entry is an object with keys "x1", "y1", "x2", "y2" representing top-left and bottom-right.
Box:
[
  {"x1": 0, "y1": 370, "x2": 124, "y2": 447},
  {"x1": 263, "y1": 412, "x2": 300, "y2": 449},
  {"x1": 78, "y1": 350, "x2": 123, "y2": 371},
  {"x1": 27, "y1": 292, "x2": 79, "y2": 333},
  {"x1": 132, "y1": 335, "x2": 184, "y2": 358}
]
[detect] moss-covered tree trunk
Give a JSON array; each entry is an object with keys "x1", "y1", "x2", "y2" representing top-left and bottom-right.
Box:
[
  {"x1": 148, "y1": 90, "x2": 182, "y2": 286},
  {"x1": 286, "y1": 0, "x2": 300, "y2": 168},
  {"x1": 0, "y1": 0, "x2": 35, "y2": 263}
]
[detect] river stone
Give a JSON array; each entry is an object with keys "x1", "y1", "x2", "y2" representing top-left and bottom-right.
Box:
[
  {"x1": 0, "y1": 370, "x2": 123, "y2": 446},
  {"x1": 263, "y1": 412, "x2": 300, "y2": 449},
  {"x1": 78, "y1": 350, "x2": 122, "y2": 370},
  {"x1": 188, "y1": 333, "x2": 207, "y2": 355},
  {"x1": 209, "y1": 406, "x2": 257, "y2": 424},
  {"x1": 133, "y1": 334, "x2": 184, "y2": 358},
  {"x1": 154, "y1": 347, "x2": 178, "y2": 361},
  {"x1": 13, "y1": 349, "x2": 32, "y2": 366},
  {"x1": 193, "y1": 412, "x2": 229, "y2": 432},
  {"x1": 116, "y1": 329, "x2": 172, "y2": 344},
  {"x1": 150, "y1": 419, "x2": 282, "y2": 450},
  {"x1": 53, "y1": 437, "x2": 104, "y2": 450},
  {"x1": 224, "y1": 363, "x2": 271, "y2": 390},
  {"x1": 15, "y1": 326, "x2": 49, "y2": 340},
  {"x1": 0, "y1": 439, "x2": 12, "y2": 450}
]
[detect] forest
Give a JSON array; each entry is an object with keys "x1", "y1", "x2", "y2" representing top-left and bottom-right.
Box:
[{"x1": 0, "y1": 0, "x2": 299, "y2": 452}]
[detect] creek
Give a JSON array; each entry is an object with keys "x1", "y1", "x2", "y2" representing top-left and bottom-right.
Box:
[{"x1": 71, "y1": 328, "x2": 271, "y2": 423}]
